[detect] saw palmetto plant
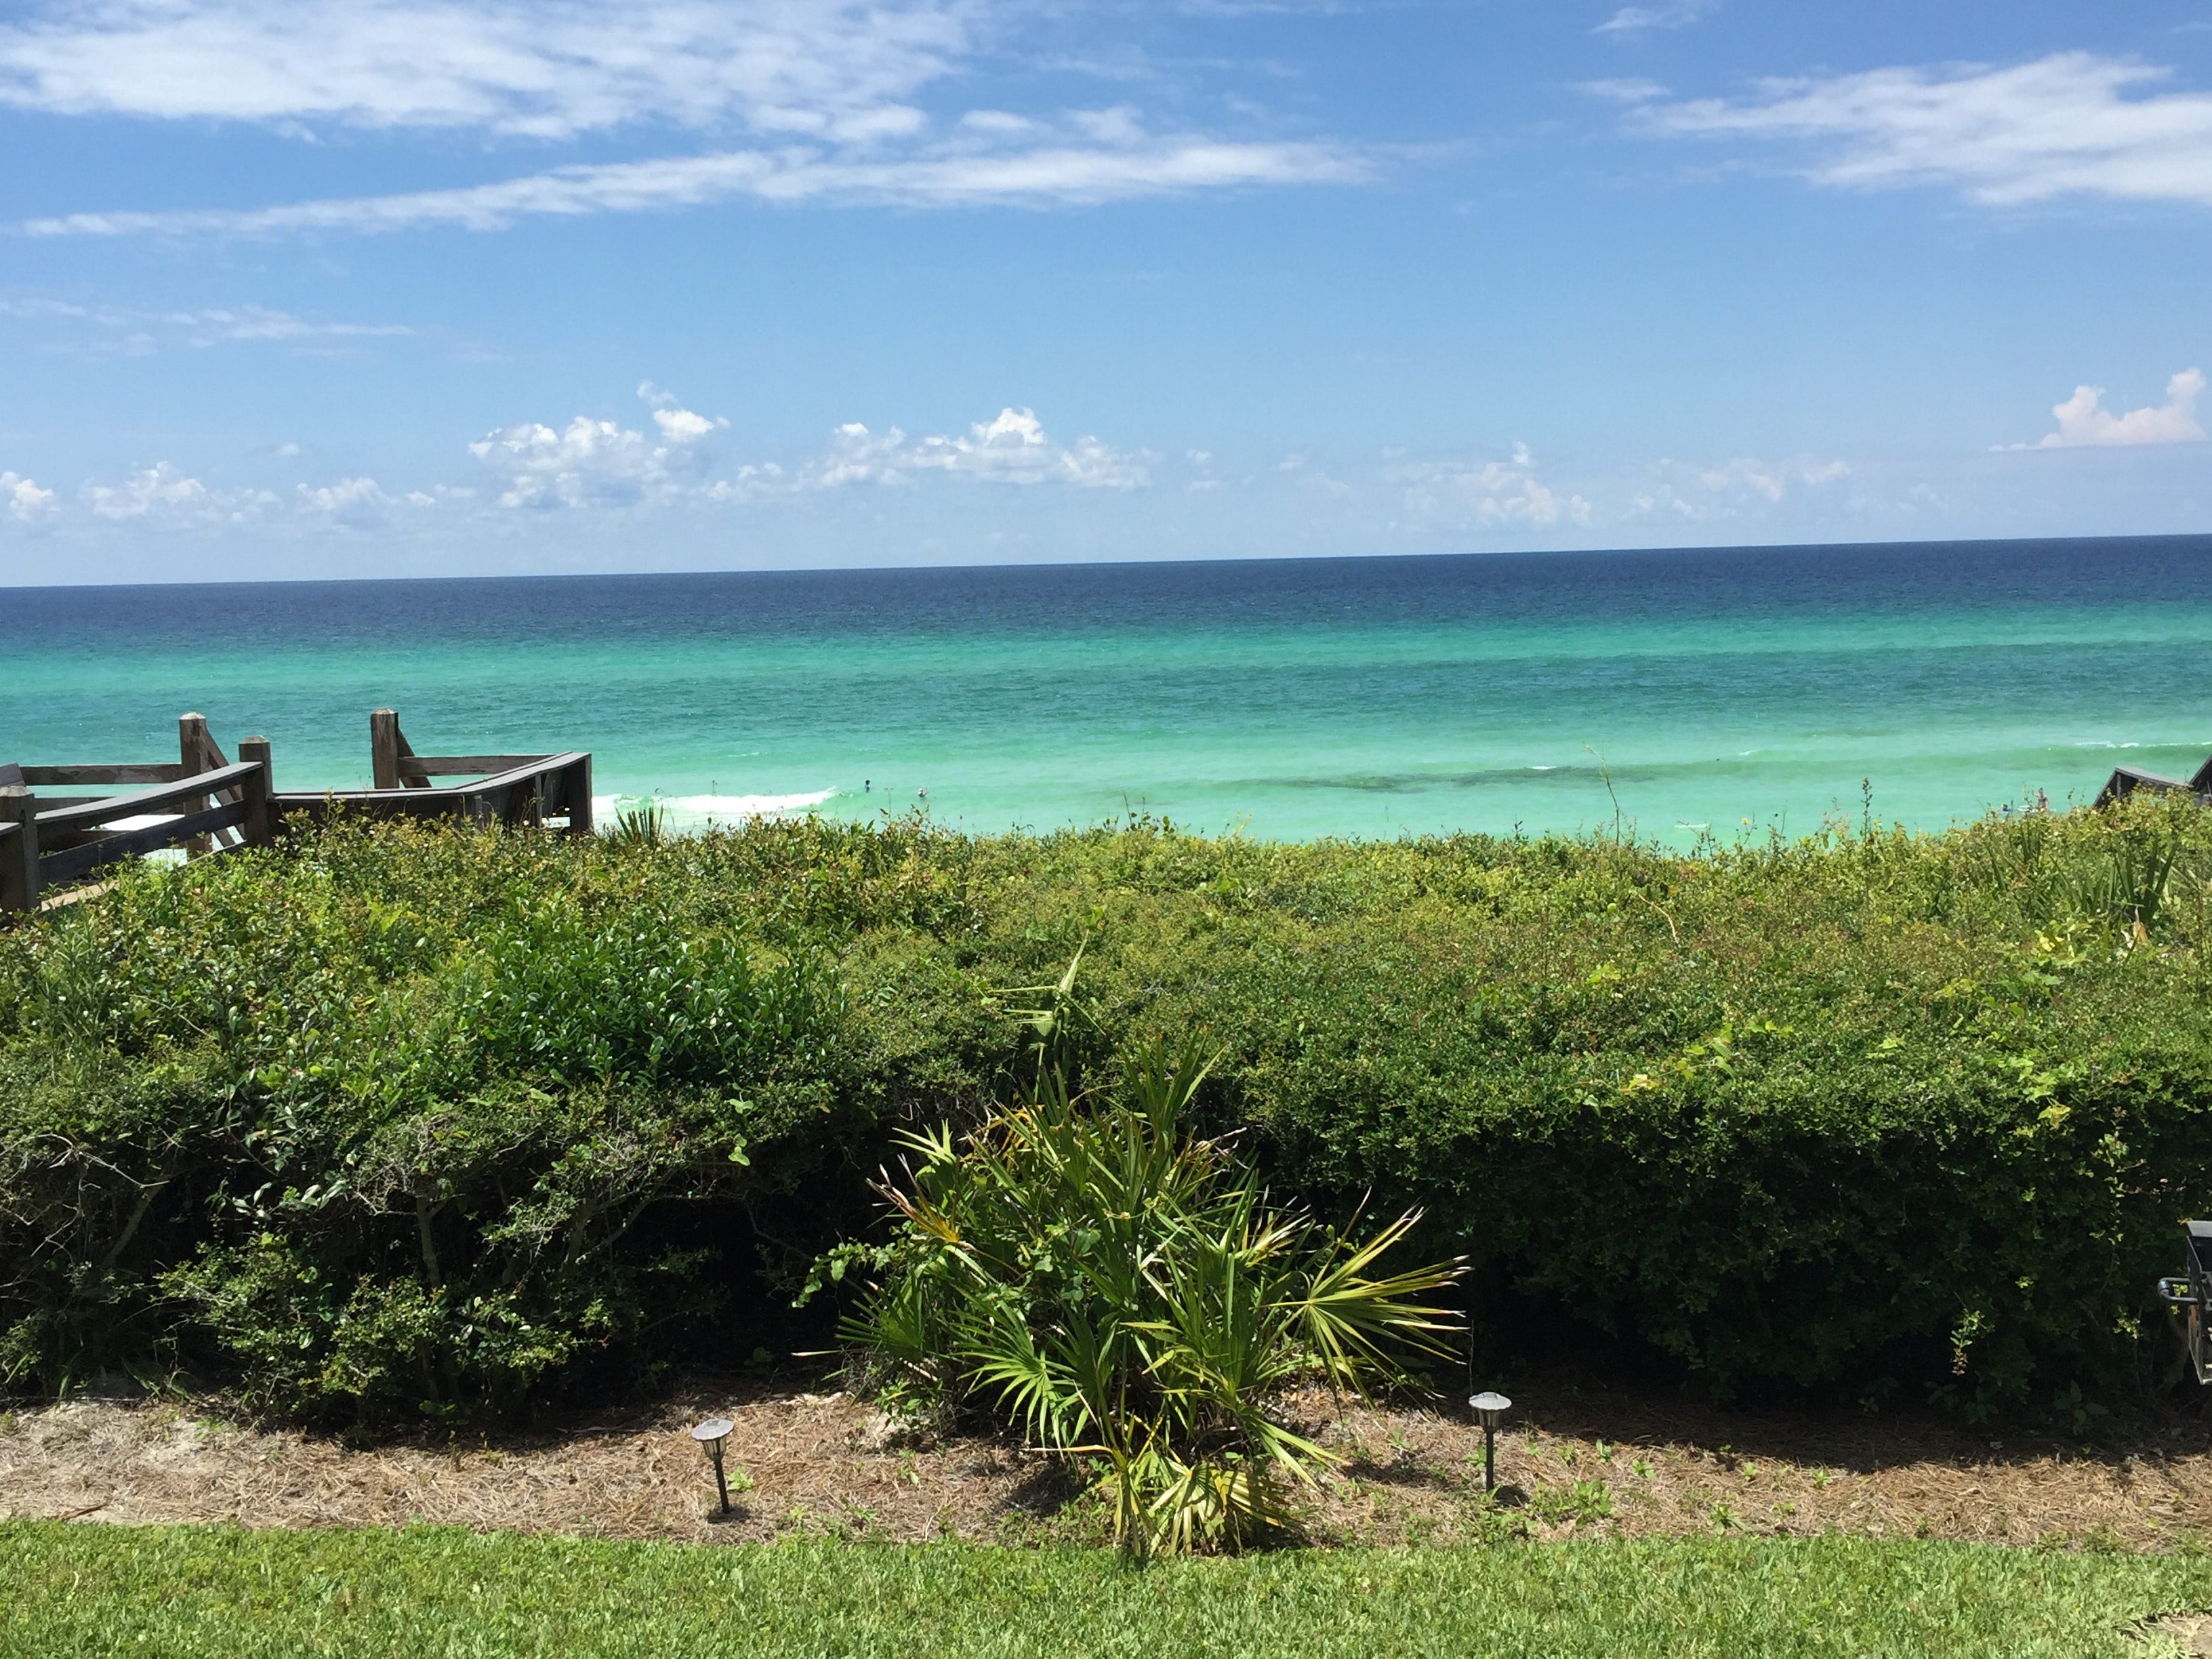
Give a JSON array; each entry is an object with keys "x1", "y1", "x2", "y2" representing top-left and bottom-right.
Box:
[{"x1": 841, "y1": 989, "x2": 1463, "y2": 1556}]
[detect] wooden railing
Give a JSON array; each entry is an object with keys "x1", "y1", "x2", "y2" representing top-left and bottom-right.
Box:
[
  {"x1": 3, "y1": 708, "x2": 594, "y2": 914},
  {"x1": 276, "y1": 708, "x2": 592, "y2": 836},
  {"x1": 2095, "y1": 756, "x2": 2212, "y2": 808},
  {"x1": 1, "y1": 714, "x2": 272, "y2": 912}
]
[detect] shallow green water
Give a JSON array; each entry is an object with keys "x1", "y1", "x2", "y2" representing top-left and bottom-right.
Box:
[{"x1": 6, "y1": 537, "x2": 2211, "y2": 846}]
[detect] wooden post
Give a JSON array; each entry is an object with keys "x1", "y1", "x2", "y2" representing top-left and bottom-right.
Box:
[
  {"x1": 178, "y1": 713, "x2": 237, "y2": 854},
  {"x1": 178, "y1": 712, "x2": 229, "y2": 774},
  {"x1": 237, "y1": 737, "x2": 273, "y2": 847},
  {"x1": 369, "y1": 709, "x2": 429, "y2": 790},
  {"x1": 237, "y1": 735, "x2": 272, "y2": 795},
  {"x1": 0, "y1": 786, "x2": 39, "y2": 912},
  {"x1": 370, "y1": 708, "x2": 400, "y2": 790},
  {"x1": 178, "y1": 713, "x2": 207, "y2": 780},
  {"x1": 567, "y1": 755, "x2": 594, "y2": 837}
]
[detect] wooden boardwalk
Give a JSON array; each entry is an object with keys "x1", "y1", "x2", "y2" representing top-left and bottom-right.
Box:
[
  {"x1": 2, "y1": 709, "x2": 590, "y2": 913},
  {"x1": 2095, "y1": 756, "x2": 2212, "y2": 809}
]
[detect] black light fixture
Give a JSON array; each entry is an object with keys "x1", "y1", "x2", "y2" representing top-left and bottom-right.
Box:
[
  {"x1": 2158, "y1": 1221, "x2": 2212, "y2": 1385},
  {"x1": 691, "y1": 1416, "x2": 737, "y2": 1514},
  {"x1": 1469, "y1": 1391, "x2": 1511, "y2": 1493}
]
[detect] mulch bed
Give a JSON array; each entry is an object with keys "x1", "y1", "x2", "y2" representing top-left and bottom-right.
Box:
[{"x1": 6, "y1": 1371, "x2": 2212, "y2": 1551}]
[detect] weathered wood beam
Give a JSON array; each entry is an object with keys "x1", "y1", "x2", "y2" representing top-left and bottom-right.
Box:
[{"x1": 40, "y1": 800, "x2": 249, "y2": 885}]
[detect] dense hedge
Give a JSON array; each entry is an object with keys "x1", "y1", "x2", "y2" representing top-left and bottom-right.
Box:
[{"x1": 5, "y1": 798, "x2": 2212, "y2": 1422}]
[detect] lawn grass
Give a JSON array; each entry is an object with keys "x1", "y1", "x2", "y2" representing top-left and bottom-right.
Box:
[{"x1": 4, "y1": 1521, "x2": 2211, "y2": 1658}]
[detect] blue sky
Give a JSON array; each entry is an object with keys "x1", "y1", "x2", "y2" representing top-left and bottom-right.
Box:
[{"x1": 1, "y1": 0, "x2": 2209, "y2": 583}]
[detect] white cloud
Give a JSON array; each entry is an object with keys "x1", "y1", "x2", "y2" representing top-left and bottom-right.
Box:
[
  {"x1": 803, "y1": 407, "x2": 1149, "y2": 489},
  {"x1": 1697, "y1": 454, "x2": 1850, "y2": 501},
  {"x1": 1630, "y1": 452, "x2": 1851, "y2": 518},
  {"x1": 25, "y1": 133, "x2": 1366, "y2": 236},
  {"x1": 1596, "y1": 3, "x2": 1712, "y2": 38},
  {"x1": 1644, "y1": 53, "x2": 2212, "y2": 207},
  {"x1": 1580, "y1": 77, "x2": 1667, "y2": 104},
  {"x1": 298, "y1": 475, "x2": 384, "y2": 512},
  {"x1": 1391, "y1": 442, "x2": 1591, "y2": 528},
  {"x1": 297, "y1": 474, "x2": 437, "y2": 525},
  {"x1": 81, "y1": 462, "x2": 274, "y2": 523},
  {"x1": 0, "y1": 0, "x2": 972, "y2": 141},
  {"x1": 2020, "y1": 368, "x2": 2207, "y2": 448},
  {"x1": 1, "y1": 471, "x2": 55, "y2": 522},
  {"x1": 0, "y1": 294, "x2": 408, "y2": 351},
  {"x1": 470, "y1": 383, "x2": 729, "y2": 508},
  {"x1": 3, "y1": 1, "x2": 1368, "y2": 236},
  {"x1": 652, "y1": 406, "x2": 725, "y2": 442},
  {"x1": 474, "y1": 419, "x2": 684, "y2": 507}
]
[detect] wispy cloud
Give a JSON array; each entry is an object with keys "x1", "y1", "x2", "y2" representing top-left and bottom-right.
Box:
[
  {"x1": 1624, "y1": 453, "x2": 1851, "y2": 521},
  {"x1": 3, "y1": 1, "x2": 1365, "y2": 235},
  {"x1": 2003, "y1": 368, "x2": 2207, "y2": 449},
  {"x1": 0, "y1": 0, "x2": 973, "y2": 141},
  {"x1": 1641, "y1": 52, "x2": 2212, "y2": 207},
  {"x1": 24, "y1": 131, "x2": 1365, "y2": 236},
  {"x1": 1389, "y1": 443, "x2": 1591, "y2": 528},
  {"x1": 1595, "y1": 3, "x2": 1713, "y2": 38},
  {"x1": 0, "y1": 295, "x2": 410, "y2": 350}
]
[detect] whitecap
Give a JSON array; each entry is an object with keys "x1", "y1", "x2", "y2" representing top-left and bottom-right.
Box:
[{"x1": 594, "y1": 787, "x2": 836, "y2": 829}]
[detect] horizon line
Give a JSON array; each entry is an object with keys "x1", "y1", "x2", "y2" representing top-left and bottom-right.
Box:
[{"x1": 7, "y1": 529, "x2": 2211, "y2": 594}]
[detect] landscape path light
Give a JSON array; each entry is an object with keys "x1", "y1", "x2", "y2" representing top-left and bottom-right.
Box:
[
  {"x1": 691, "y1": 1417, "x2": 736, "y2": 1515},
  {"x1": 2158, "y1": 1220, "x2": 2212, "y2": 1385},
  {"x1": 1469, "y1": 1392, "x2": 1512, "y2": 1494}
]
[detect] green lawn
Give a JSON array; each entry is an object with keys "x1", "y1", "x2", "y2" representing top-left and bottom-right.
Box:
[{"x1": 4, "y1": 1522, "x2": 2210, "y2": 1658}]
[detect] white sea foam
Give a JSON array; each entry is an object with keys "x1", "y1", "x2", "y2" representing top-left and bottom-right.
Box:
[{"x1": 594, "y1": 787, "x2": 836, "y2": 830}]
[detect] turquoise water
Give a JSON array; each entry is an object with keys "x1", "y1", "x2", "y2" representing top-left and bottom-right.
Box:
[{"x1": 6, "y1": 537, "x2": 2212, "y2": 846}]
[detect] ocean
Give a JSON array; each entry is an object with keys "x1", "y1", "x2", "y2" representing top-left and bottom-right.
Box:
[{"x1": 7, "y1": 535, "x2": 2212, "y2": 847}]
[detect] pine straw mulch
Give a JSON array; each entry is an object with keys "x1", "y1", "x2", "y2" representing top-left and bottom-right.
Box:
[{"x1": 7, "y1": 1370, "x2": 2212, "y2": 1553}]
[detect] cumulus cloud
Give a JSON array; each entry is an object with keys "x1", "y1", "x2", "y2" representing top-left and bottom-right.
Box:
[
  {"x1": 1697, "y1": 454, "x2": 1850, "y2": 501},
  {"x1": 1391, "y1": 443, "x2": 1591, "y2": 528},
  {"x1": 1, "y1": 471, "x2": 55, "y2": 522},
  {"x1": 1629, "y1": 452, "x2": 1851, "y2": 519},
  {"x1": 468, "y1": 383, "x2": 732, "y2": 507},
  {"x1": 1641, "y1": 53, "x2": 2212, "y2": 207},
  {"x1": 297, "y1": 476, "x2": 384, "y2": 512},
  {"x1": 81, "y1": 462, "x2": 274, "y2": 523},
  {"x1": 84, "y1": 462, "x2": 207, "y2": 519},
  {"x1": 652, "y1": 406, "x2": 724, "y2": 442},
  {"x1": 2017, "y1": 369, "x2": 2207, "y2": 449},
  {"x1": 802, "y1": 407, "x2": 1149, "y2": 489}
]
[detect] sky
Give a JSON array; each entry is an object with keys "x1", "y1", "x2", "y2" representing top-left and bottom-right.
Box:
[{"x1": 1, "y1": 0, "x2": 2209, "y2": 583}]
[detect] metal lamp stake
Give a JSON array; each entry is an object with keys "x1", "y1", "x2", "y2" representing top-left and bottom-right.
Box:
[
  {"x1": 691, "y1": 1417, "x2": 736, "y2": 1515},
  {"x1": 1469, "y1": 1392, "x2": 1511, "y2": 1494}
]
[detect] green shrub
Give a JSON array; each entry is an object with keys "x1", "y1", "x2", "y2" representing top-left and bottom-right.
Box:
[
  {"x1": 4, "y1": 798, "x2": 2212, "y2": 1421},
  {"x1": 842, "y1": 1027, "x2": 1460, "y2": 1555}
]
